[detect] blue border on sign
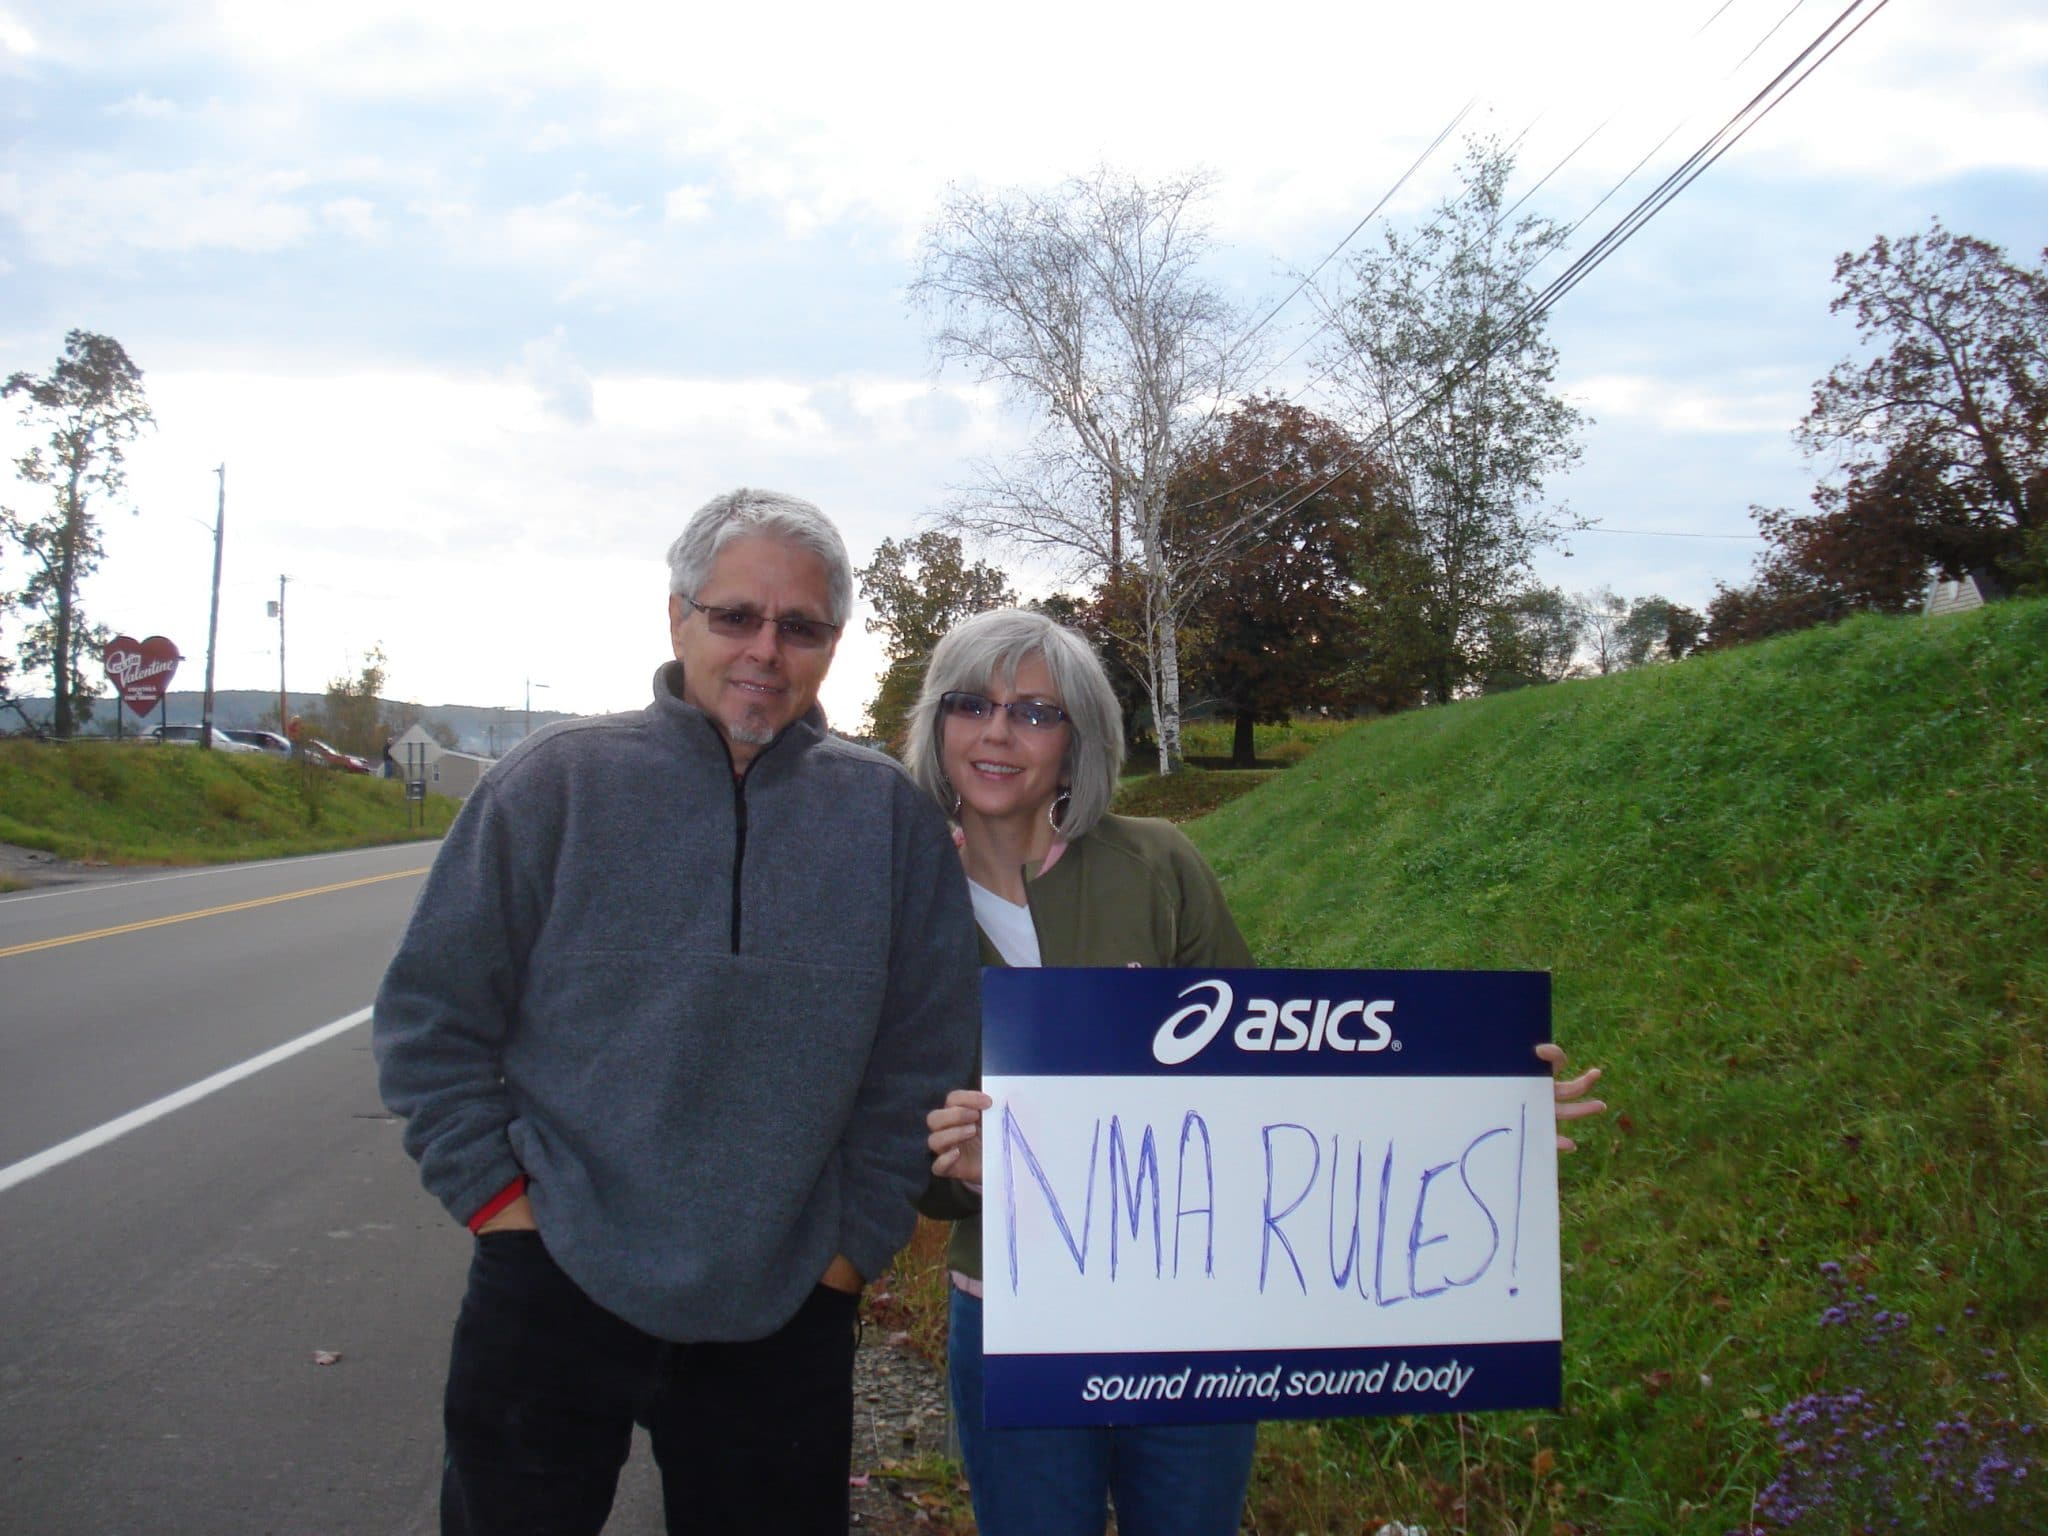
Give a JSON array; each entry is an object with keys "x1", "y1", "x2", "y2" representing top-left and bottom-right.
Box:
[
  {"x1": 982, "y1": 967, "x2": 1550, "y2": 1077},
  {"x1": 985, "y1": 1341, "x2": 1562, "y2": 1427}
]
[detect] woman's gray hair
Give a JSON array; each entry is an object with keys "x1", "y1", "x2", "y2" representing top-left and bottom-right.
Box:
[
  {"x1": 905, "y1": 607, "x2": 1125, "y2": 841},
  {"x1": 665, "y1": 488, "x2": 854, "y2": 628}
]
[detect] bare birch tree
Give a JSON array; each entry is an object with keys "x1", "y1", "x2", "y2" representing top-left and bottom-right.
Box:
[{"x1": 912, "y1": 168, "x2": 1262, "y2": 772}]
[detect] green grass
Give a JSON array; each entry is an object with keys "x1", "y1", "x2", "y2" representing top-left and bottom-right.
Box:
[
  {"x1": 1184, "y1": 599, "x2": 2048, "y2": 1533},
  {"x1": 1177, "y1": 716, "x2": 1353, "y2": 767},
  {"x1": 1114, "y1": 765, "x2": 1279, "y2": 822},
  {"x1": 0, "y1": 739, "x2": 458, "y2": 863}
]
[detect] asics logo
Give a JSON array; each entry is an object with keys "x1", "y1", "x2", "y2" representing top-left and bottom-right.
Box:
[{"x1": 1150, "y1": 979, "x2": 1398, "y2": 1066}]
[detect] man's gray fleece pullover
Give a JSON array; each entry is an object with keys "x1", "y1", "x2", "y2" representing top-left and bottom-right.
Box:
[{"x1": 373, "y1": 663, "x2": 979, "y2": 1342}]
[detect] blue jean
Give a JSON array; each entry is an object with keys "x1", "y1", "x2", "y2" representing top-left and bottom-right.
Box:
[{"x1": 948, "y1": 1289, "x2": 1258, "y2": 1536}]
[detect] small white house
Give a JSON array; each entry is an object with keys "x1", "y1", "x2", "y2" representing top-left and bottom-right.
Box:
[
  {"x1": 1924, "y1": 574, "x2": 1986, "y2": 617},
  {"x1": 389, "y1": 723, "x2": 495, "y2": 800}
]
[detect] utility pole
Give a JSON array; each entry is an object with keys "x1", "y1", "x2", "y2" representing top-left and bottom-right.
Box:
[
  {"x1": 201, "y1": 465, "x2": 226, "y2": 749},
  {"x1": 525, "y1": 678, "x2": 550, "y2": 742},
  {"x1": 267, "y1": 575, "x2": 289, "y2": 731}
]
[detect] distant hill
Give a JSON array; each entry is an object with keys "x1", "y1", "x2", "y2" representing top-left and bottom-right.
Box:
[{"x1": 8, "y1": 689, "x2": 576, "y2": 758}]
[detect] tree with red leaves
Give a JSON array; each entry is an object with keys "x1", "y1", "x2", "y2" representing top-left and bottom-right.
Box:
[
  {"x1": 1171, "y1": 398, "x2": 1418, "y2": 765},
  {"x1": 1712, "y1": 224, "x2": 2046, "y2": 645}
]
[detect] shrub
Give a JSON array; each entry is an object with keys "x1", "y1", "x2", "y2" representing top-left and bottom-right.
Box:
[
  {"x1": 203, "y1": 777, "x2": 257, "y2": 822},
  {"x1": 294, "y1": 753, "x2": 334, "y2": 826},
  {"x1": 63, "y1": 742, "x2": 125, "y2": 802},
  {"x1": 1735, "y1": 1262, "x2": 2043, "y2": 1533}
]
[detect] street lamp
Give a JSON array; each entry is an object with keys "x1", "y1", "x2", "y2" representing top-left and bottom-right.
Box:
[{"x1": 525, "y1": 678, "x2": 550, "y2": 742}]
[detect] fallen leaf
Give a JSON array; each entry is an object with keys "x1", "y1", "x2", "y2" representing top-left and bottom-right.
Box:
[
  {"x1": 312, "y1": 1350, "x2": 341, "y2": 1366},
  {"x1": 848, "y1": 1474, "x2": 871, "y2": 1488}
]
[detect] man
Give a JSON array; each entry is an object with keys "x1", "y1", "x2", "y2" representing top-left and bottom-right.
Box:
[{"x1": 375, "y1": 488, "x2": 979, "y2": 1535}]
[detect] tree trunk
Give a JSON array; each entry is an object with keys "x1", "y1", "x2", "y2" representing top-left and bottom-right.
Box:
[
  {"x1": 53, "y1": 509, "x2": 77, "y2": 740},
  {"x1": 1232, "y1": 710, "x2": 1256, "y2": 768},
  {"x1": 1145, "y1": 513, "x2": 1184, "y2": 775},
  {"x1": 1156, "y1": 623, "x2": 1183, "y2": 775}
]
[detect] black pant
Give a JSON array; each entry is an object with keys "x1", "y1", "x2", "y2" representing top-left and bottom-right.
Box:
[{"x1": 441, "y1": 1232, "x2": 860, "y2": 1536}]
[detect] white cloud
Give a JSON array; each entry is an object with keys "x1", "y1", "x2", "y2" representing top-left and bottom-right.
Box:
[
  {"x1": 105, "y1": 90, "x2": 178, "y2": 118},
  {"x1": 497, "y1": 188, "x2": 640, "y2": 257},
  {"x1": 89, "y1": 361, "x2": 1015, "y2": 725},
  {"x1": 23, "y1": 1, "x2": 2042, "y2": 305},
  {"x1": 1, "y1": 161, "x2": 314, "y2": 260},
  {"x1": 1571, "y1": 372, "x2": 1809, "y2": 436},
  {"x1": 320, "y1": 196, "x2": 383, "y2": 242},
  {"x1": 154, "y1": 0, "x2": 2048, "y2": 251},
  {"x1": 663, "y1": 183, "x2": 711, "y2": 223},
  {"x1": 398, "y1": 187, "x2": 653, "y2": 298},
  {"x1": 0, "y1": 10, "x2": 33, "y2": 58},
  {"x1": 518, "y1": 328, "x2": 593, "y2": 424}
]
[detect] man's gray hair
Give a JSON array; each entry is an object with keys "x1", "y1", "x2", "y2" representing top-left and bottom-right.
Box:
[
  {"x1": 905, "y1": 607, "x2": 1125, "y2": 842},
  {"x1": 665, "y1": 488, "x2": 854, "y2": 628}
]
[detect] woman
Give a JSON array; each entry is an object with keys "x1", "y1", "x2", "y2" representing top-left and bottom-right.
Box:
[{"x1": 910, "y1": 608, "x2": 1606, "y2": 1536}]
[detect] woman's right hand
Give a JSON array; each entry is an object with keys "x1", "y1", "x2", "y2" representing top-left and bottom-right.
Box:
[{"x1": 927, "y1": 1089, "x2": 993, "y2": 1183}]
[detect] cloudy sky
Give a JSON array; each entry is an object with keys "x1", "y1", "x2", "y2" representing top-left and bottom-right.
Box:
[{"x1": 4, "y1": 0, "x2": 2044, "y2": 730}]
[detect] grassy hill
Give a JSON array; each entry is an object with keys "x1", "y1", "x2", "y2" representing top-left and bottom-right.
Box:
[
  {"x1": 0, "y1": 740, "x2": 456, "y2": 872},
  {"x1": 1184, "y1": 598, "x2": 2047, "y2": 1532}
]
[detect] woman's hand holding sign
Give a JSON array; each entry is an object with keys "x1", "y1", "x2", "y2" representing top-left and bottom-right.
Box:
[
  {"x1": 1538, "y1": 1042, "x2": 1607, "y2": 1152},
  {"x1": 929, "y1": 1088, "x2": 994, "y2": 1183}
]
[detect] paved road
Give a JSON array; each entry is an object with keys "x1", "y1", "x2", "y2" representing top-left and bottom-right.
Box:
[{"x1": 0, "y1": 845, "x2": 671, "y2": 1534}]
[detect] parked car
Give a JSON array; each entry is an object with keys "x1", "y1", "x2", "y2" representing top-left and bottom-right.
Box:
[
  {"x1": 305, "y1": 737, "x2": 374, "y2": 773},
  {"x1": 224, "y1": 728, "x2": 293, "y2": 756},
  {"x1": 148, "y1": 724, "x2": 261, "y2": 753}
]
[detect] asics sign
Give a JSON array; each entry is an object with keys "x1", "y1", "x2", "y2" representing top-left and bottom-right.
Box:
[{"x1": 1151, "y1": 979, "x2": 1397, "y2": 1066}]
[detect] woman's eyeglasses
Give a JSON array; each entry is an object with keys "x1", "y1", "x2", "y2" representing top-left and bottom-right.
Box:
[
  {"x1": 686, "y1": 599, "x2": 841, "y2": 650},
  {"x1": 939, "y1": 691, "x2": 1070, "y2": 730}
]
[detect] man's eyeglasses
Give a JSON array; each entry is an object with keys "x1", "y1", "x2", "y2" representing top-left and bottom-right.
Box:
[
  {"x1": 939, "y1": 691, "x2": 1070, "y2": 730},
  {"x1": 685, "y1": 599, "x2": 841, "y2": 651}
]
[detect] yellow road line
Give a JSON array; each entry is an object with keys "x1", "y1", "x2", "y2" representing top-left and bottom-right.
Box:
[{"x1": 0, "y1": 867, "x2": 430, "y2": 960}]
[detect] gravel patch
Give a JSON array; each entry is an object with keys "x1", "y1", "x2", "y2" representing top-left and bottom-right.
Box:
[{"x1": 849, "y1": 1318, "x2": 967, "y2": 1532}]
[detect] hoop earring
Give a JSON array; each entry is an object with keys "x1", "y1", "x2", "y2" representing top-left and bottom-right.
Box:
[{"x1": 1047, "y1": 788, "x2": 1071, "y2": 834}]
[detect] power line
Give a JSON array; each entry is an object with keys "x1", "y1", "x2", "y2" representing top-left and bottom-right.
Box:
[
  {"x1": 1180, "y1": 0, "x2": 1890, "y2": 578},
  {"x1": 1516, "y1": 0, "x2": 1889, "y2": 328},
  {"x1": 1733, "y1": 0, "x2": 1815, "y2": 72},
  {"x1": 1233, "y1": 99, "x2": 1478, "y2": 358},
  {"x1": 1302, "y1": 0, "x2": 1804, "y2": 407},
  {"x1": 1246, "y1": 110, "x2": 1549, "y2": 404},
  {"x1": 1213, "y1": 0, "x2": 1792, "y2": 511},
  {"x1": 1572, "y1": 526, "x2": 1765, "y2": 540}
]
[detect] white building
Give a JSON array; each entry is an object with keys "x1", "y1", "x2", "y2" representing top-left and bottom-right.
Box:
[
  {"x1": 388, "y1": 724, "x2": 495, "y2": 800},
  {"x1": 1923, "y1": 574, "x2": 1987, "y2": 617}
]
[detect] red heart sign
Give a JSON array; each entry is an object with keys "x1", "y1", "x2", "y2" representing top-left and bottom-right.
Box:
[{"x1": 104, "y1": 635, "x2": 183, "y2": 719}]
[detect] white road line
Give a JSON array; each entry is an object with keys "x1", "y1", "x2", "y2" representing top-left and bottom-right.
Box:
[
  {"x1": 0, "y1": 1007, "x2": 375, "y2": 1196},
  {"x1": 0, "y1": 844, "x2": 441, "y2": 905}
]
